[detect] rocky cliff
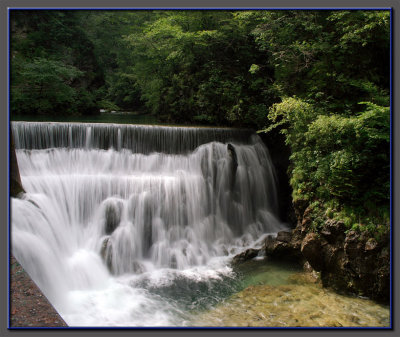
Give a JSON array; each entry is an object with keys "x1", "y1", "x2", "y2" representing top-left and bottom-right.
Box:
[{"x1": 235, "y1": 202, "x2": 390, "y2": 303}]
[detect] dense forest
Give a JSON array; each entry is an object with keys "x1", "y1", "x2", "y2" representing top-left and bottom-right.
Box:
[{"x1": 10, "y1": 10, "x2": 390, "y2": 241}]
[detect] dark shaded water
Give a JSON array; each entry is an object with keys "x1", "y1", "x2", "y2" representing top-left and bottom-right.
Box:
[{"x1": 11, "y1": 112, "x2": 158, "y2": 125}]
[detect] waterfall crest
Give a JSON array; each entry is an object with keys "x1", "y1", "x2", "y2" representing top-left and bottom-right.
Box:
[{"x1": 12, "y1": 121, "x2": 254, "y2": 153}]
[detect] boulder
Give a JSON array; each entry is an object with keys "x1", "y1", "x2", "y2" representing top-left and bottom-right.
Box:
[
  {"x1": 289, "y1": 194, "x2": 390, "y2": 303},
  {"x1": 232, "y1": 248, "x2": 260, "y2": 265},
  {"x1": 300, "y1": 233, "x2": 325, "y2": 272},
  {"x1": 263, "y1": 235, "x2": 276, "y2": 255},
  {"x1": 320, "y1": 220, "x2": 346, "y2": 244},
  {"x1": 103, "y1": 200, "x2": 123, "y2": 235},
  {"x1": 276, "y1": 231, "x2": 292, "y2": 243},
  {"x1": 320, "y1": 228, "x2": 390, "y2": 303},
  {"x1": 263, "y1": 231, "x2": 303, "y2": 262}
]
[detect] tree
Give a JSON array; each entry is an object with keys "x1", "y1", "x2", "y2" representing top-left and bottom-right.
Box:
[
  {"x1": 11, "y1": 57, "x2": 83, "y2": 115},
  {"x1": 10, "y1": 10, "x2": 104, "y2": 116},
  {"x1": 248, "y1": 10, "x2": 389, "y2": 113}
]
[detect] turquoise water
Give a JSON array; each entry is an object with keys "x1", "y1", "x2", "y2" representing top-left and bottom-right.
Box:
[
  {"x1": 191, "y1": 258, "x2": 390, "y2": 327},
  {"x1": 233, "y1": 258, "x2": 303, "y2": 288},
  {"x1": 129, "y1": 258, "x2": 303, "y2": 317}
]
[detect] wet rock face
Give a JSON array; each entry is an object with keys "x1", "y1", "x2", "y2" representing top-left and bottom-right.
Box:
[
  {"x1": 321, "y1": 229, "x2": 390, "y2": 302},
  {"x1": 292, "y1": 205, "x2": 390, "y2": 303},
  {"x1": 276, "y1": 231, "x2": 292, "y2": 243},
  {"x1": 300, "y1": 233, "x2": 325, "y2": 272},
  {"x1": 100, "y1": 237, "x2": 145, "y2": 274},
  {"x1": 293, "y1": 199, "x2": 309, "y2": 223},
  {"x1": 103, "y1": 201, "x2": 123, "y2": 235},
  {"x1": 100, "y1": 237, "x2": 113, "y2": 272},
  {"x1": 320, "y1": 219, "x2": 346, "y2": 244},
  {"x1": 227, "y1": 143, "x2": 238, "y2": 191},
  {"x1": 263, "y1": 230, "x2": 303, "y2": 262},
  {"x1": 231, "y1": 199, "x2": 389, "y2": 303},
  {"x1": 257, "y1": 206, "x2": 390, "y2": 303}
]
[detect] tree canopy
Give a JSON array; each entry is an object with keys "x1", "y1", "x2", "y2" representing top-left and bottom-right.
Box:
[{"x1": 10, "y1": 9, "x2": 390, "y2": 234}]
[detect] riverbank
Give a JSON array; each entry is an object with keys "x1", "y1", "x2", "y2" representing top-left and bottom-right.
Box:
[
  {"x1": 10, "y1": 255, "x2": 67, "y2": 328},
  {"x1": 235, "y1": 220, "x2": 390, "y2": 304}
]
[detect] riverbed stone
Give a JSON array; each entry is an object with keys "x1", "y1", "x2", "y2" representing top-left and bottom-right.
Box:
[{"x1": 192, "y1": 278, "x2": 389, "y2": 327}]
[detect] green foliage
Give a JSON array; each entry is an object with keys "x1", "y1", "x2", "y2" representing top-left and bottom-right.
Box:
[
  {"x1": 262, "y1": 96, "x2": 389, "y2": 236},
  {"x1": 249, "y1": 10, "x2": 390, "y2": 113},
  {"x1": 98, "y1": 100, "x2": 121, "y2": 112},
  {"x1": 10, "y1": 10, "x2": 390, "y2": 236},
  {"x1": 122, "y1": 11, "x2": 276, "y2": 126},
  {"x1": 10, "y1": 10, "x2": 103, "y2": 116},
  {"x1": 259, "y1": 97, "x2": 316, "y2": 149},
  {"x1": 11, "y1": 57, "x2": 83, "y2": 115}
]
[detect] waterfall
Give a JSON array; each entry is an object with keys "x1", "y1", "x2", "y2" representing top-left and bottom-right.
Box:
[{"x1": 11, "y1": 121, "x2": 286, "y2": 326}]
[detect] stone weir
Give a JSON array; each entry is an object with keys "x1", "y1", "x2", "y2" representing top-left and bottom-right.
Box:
[{"x1": 11, "y1": 121, "x2": 254, "y2": 154}]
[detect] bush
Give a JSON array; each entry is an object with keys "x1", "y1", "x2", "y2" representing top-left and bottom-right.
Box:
[{"x1": 260, "y1": 97, "x2": 390, "y2": 234}]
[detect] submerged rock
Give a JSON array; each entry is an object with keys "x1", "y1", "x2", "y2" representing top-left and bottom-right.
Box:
[{"x1": 100, "y1": 237, "x2": 146, "y2": 274}]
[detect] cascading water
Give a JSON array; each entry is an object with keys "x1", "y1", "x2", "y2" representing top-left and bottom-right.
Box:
[{"x1": 11, "y1": 121, "x2": 287, "y2": 326}]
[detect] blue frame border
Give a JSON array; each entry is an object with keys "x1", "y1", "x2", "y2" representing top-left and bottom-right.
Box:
[
  {"x1": 7, "y1": 6, "x2": 10, "y2": 331},
  {"x1": 389, "y1": 6, "x2": 393, "y2": 330},
  {"x1": 6, "y1": 7, "x2": 392, "y2": 10},
  {"x1": 7, "y1": 6, "x2": 394, "y2": 331}
]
